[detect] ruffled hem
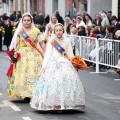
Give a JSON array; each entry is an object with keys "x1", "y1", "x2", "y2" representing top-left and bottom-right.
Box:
[{"x1": 30, "y1": 104, "x2": 85, "y2": 111}]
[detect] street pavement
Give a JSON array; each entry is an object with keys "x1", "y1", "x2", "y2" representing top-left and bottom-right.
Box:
[{"x1": 0, "y1": 45, "x2": 120, "y2": 120}]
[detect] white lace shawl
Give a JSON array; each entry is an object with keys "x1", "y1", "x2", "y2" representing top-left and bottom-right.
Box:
[{"x1": 41, "y1": 36, "x2": 74, "y2": 70}]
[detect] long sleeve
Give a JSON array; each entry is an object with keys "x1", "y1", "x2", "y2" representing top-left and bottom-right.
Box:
[
  {"x1": 41, "y1": 38, "x2": 53, "y2": 69},
  {"x1": 38, "y1": 33, "x2": 43, "y2": 43},
  {"x1": 66, "y1": 38, "x2": 74, "y2": 59}
]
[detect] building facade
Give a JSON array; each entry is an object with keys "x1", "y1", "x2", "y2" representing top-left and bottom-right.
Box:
[
  {"x1": 0, "y1": 0, "x2": 119, "y2": 20},
  {"x1": 87, "y1": 0, "x2": 112, "y2": 18},
  {"x1": 0, "y1": 0, "x2": 87, "y2": 18}
]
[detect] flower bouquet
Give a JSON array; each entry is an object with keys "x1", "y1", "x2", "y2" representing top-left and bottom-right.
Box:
[
  {"x1": 71, "y1": 56, "x2": 88, "y2": 70},
  {"x1": 6, "y1": 48, "x2": 21, "y2": 76},
  {"x1": 0, "y1": 26, "x2": 5, "y2": 36},
  {"x1": 12, "y1": 26, "x2": 16, "y2": 35},
  {"x1": 44, "y1": 36, "x2": 48, "y2": 44}
]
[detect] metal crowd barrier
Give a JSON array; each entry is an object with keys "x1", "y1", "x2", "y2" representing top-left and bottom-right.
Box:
[
  {"x1": 97, "y1": 38, "x2": 120, "y2": 69},
  {"x1": 67, "y1": 35, "x2": 120, "y2": 73}
]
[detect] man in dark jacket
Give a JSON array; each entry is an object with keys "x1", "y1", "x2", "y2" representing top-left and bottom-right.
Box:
[
  {"x1": 111, "y1": 16, "x2": 120, "y2": 29},
  {"x1": 92, "y1": 14, "x2": 101, "y2": 26},
  {"x1": 54, "y1": 10, "x2": 64, "y2": 25}
]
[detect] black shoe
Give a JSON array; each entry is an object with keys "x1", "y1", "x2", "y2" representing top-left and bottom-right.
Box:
[{"x1": 24, "y1": 97, "x2": 31, "y2": 102}]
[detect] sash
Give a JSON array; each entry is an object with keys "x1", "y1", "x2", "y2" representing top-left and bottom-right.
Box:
[
  {"x1": 20, "y1": 29, "x2": 44, "y2": 58},
  {"x1": 51, "y1": 40, "x2": 88, "y2": 71},
  {"x1": 51, "y1": 40, "x2": 69, "y2": 60}
]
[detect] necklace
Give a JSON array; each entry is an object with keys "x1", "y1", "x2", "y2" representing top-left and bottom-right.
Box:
[{"x1": 55, "y1": 37, "x2": 63, "y2": 42}]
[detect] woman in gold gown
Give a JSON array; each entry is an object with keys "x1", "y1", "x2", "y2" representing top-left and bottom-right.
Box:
[{"x1": 7, "y1": 13, "x2": 46, "y2": 99}]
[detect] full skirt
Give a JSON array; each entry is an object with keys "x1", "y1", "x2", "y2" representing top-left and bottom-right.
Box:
[
  {"x1": 30, "y1": 57, "x2": 85, "y2": 110},
  {"x1": 7, "y1": 47, "x2": 43, "y2": 98}
]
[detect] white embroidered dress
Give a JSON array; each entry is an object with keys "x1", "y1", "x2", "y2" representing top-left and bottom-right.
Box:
[{"x1": 30, "y1": 37, "x2": 85, "y2": 110}]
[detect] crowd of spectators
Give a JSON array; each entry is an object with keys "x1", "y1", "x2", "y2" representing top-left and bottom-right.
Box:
[{"x1": 0, "y1": 9, "x2": 120, "y2": 74}]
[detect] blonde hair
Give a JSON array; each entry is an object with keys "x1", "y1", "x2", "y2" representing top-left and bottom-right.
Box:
[
  {"x1": 115, "y1": 30, "x2": 120, "y2": 37},
  {"x1": 70, "y1": 27, "x2": 78, "y2": 35}
]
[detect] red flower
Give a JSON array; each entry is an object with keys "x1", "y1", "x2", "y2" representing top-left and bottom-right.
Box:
[
  {"x1": 71, "y1": 56, "x2": 88, "y2": 70},
  {"x1": 6, "y1": 49, "x2": 21, "y2": 76},
  {"x1": 6, "y1": 49, "x2": 21, "y2": 63},
  {"x1": 16, "y1": 52, "x2": 21, "y2": 58}
]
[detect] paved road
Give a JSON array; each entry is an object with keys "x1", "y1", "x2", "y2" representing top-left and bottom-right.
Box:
[{"x1": 0, "y1": 48, "x2": 120, "y2": 120}]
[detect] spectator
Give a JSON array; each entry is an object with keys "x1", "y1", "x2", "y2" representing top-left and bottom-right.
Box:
[
  {"x1": 100, "y1": 12, "x2": 109, "y2": 26},
  {"x1": 86, "y1": 27, "x2": 91, "y2": 37},
  {"x1": 35, "y1": 13, "x2": 45, "y2": 32},
  {"x1": 70, "y1": 26, "x2": 78, "y2": 35},
  {"x1": 92, "y1": 14, "x2": 102, "y2": 26},
  {"x1": 111, "y1": 16, "x2": 120, "y2": 29},
  {"x1": 76, "y1": 16, "x2": 86, "y2": 28},
  {"x1": 73, "y1": 6, "x2": 77, "y2": 17},
  {"x1": 54, "y1": 10, "x2": 64, "y2": 25},
  {"x1": 44, "y1": 14, "x2": 57, "y2": 37},
  {"x1": 66, "y1": 23, "x2": 74, "y2": 35},
  {"x1": 44, "y1": 14, "x2": 50, "y2": 24},
  {"x1": 10, "y1": 11, "x2": 16, "y2": 26},
  {"x1": 64, "y1": 16, "x2": 72, "y2": 30},
  {"x1": 115, "y1": 30, "x2": 120, "y2": 39},
  {"x1": 70, "y1": 26, "x2": 78, "y2": 54},
  {"x1": 35, "y1": 13, "x2": 44, "y2": 26},
  {"x1": 16, "y1": 11, "x2": 22, "y2": 21},
  {"x1": 3, "y1": 19, "x2": 13, "y2": 51},
  {"x1": 107, "y1": 11, "x2": 112, "y2": 24},
  {"x1": 81, "y1": 11, "x2": 86, "y2": 23},
  {"x1": 78, "y1": 26, "x2": 86, "y2": 36},
  {"x1": 85, "y1": 14, "x2": 93, "y2": 27},
  {"x1": 104, "y1": 25, "x2": 114, "y2": 39}
]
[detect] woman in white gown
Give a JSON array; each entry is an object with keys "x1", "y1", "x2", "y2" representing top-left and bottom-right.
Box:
[{"x1": 30, "y1": 23, "x2": 85, "y2": 110}]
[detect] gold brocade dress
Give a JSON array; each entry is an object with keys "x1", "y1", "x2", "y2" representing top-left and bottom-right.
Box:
[{"x1": 7, "y1": 27, "x2": 43, "y2": 98}]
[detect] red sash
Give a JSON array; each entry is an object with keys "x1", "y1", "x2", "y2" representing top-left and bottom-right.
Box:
[
  {"x1": 20, "y1": 28, "x2": 44, "y2": 58},
  {"x1": 51, "y1": 40, "x2": 88, "y2": 70}
]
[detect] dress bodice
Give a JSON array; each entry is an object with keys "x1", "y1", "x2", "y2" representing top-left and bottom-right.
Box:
[
  {"x1": 17, "y1": 27, "x2": 42, "y2": 48},
  {"x1": 42, "y1": 37, "x2": 74, "y2": 68},
  {"x1": 50, "y1": 40, "x2": 69, "y2": 60}
]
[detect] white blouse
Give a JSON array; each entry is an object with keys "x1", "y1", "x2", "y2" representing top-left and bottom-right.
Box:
[{"x1": 76, "y1": 21, "x2": 87, "y2": 28}]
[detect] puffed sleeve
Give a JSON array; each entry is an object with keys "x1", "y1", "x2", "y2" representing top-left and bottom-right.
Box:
[
  {"x1": 38, "y1": 34, "x2": 44, "y2": 42},
  {"x1": 36, "y1": 28, "x2": 43, "y2": 42},
  {"x1": 16, "y1": 34, "x2": 20, "y2": 49}
]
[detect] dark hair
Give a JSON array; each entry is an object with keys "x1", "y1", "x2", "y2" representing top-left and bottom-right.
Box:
[
  {"x1": 22, "y1": 14, "x2": 32, "y2": 22},
  {"x1": 78, "y1": 26, "x2": 86, "y2": 36},
  {"x1": 106, "y1": 25, "x2": 114, "y2": 33},
  {"x1": 92, "y1": 28, "x2": 100, "y2": 34},
  {"x1": 85, "y1": 14, "x2": 93, "y2": 21},
  {"x1": 6, "y1": 19, "x2": 12, "y2": 26},
  {"x1": 86, "y1": 27, "x2": 91, "y2": 36},
  {"x1": 66, "y1": 23, "x2": 73, "y2": 34},
  {"x1": 101, "y1": 26, "x2": 106, "y2": 34},
  {"x1": 54, "y1": 23, "x2": 64, "y2": 33},
  {"x1": 111, "y1": 15, "x2": 118, "y2": 21},
  {"x1": 108, "y1": 11, "x2": 112, "y2": 14}
]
